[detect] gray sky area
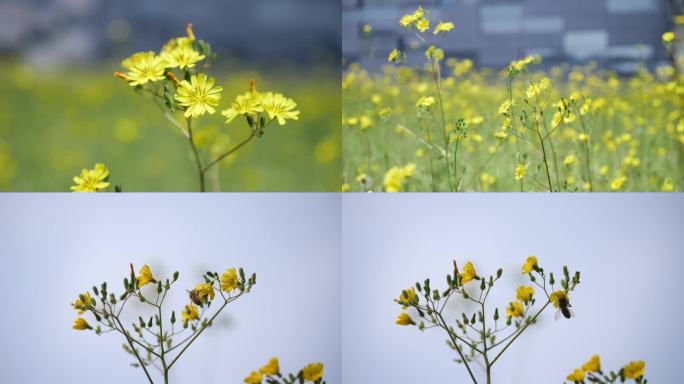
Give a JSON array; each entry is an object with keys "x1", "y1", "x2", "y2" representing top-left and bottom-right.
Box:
[
  {"x1": 0, "y1": 194, "x2": 341, "y2": 384},
  {"x1": 341, "y1": 194, "x2": 683, "y2": 384}
]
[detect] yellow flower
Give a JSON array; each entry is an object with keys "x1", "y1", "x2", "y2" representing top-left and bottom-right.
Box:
[
  {"x1": 415, "y1": 18, "x2": 430, "y2": 33},
  {"x1": 388, "y1": 49, "x2": 400, "y2": 63},
  {"x1": 222, "y1": 91, "x2": 263, "y2": 124},
  {"x1": 261, "y1": 92, "x2": 300, "y2": 126},
  {"x1": 175, "y1": 73, "x2": 223, "y2": 118},
  {"x1": 425, "y1": 45, "x2": 444, "y2": 61},
  {"x1": 549, "y1": 290, "x2": 568, "y2": 309},
  {"x1": 582, "y1": 354, "x2": 601, "y2": 373},
  {"x1": 396, "y1": 312, "x2": 415, "y2": 326},
  {"x1": 244, "y1": 371, "x2": 263, "y2": 384},
  {"x1": 220, "y1": 267, "x2": 238, "y2": 292},
  {"x1": 610, "y1": 176, "x2": 627, "y2": 191},
  {"x1": 259, "y1": 357, "x2": 280, "y2": 376},
  {"x1": 72, "y1": 292, "x2": 93, "y2": 314},
  {"x1": 563, "y1": 154, "x2": 577, "y2": 166},
  {"x1": 341, "y1": 183, "x2": 350, "y2": 192},
  {"x1": 181, "y1": 303, "x2": 199, "y2": 327},
  {"x1": 433, "y1": 21, "x2": 454, "y2": 35},
  {"x1": 460, "y1": 261, "x2": 477, "y2": 284},
  {"x1": 622, "y1": 360, "x2": 645, "y2": 379},
  {"x1": 416, "y1": 96, "x2": 436, "y2": 109},
  {"x1": 193, "y1": 283, "x2": 215, "y2": 303},
  {"x1": 662, "y1": 178, "x2": 674, "y2": 192},
  {"x1": 566, "y1": 368, "x2": 585, "y2": 381},
  {"x1": 662, "y1": 31, "x2": 675, "y2": 43},
  {"x1": 71, "y1": 163, "x2": 110, "y2": 192},
  {"x1": 121, "y1": 51, "x2": 166, "y2": 86},
  {"x1": 136, "y1": 264, "x2": 154, "y2": 287},
  {"x1": 362, "y1": 24, "x2": 372, "y2": 34},
  {"x1": 161, "y1": 37, "x2": 194, "y2": 55},
  {"x1": 301, "y1": 362, "x2": 324, "y2": 382},
  {"x1": 383, "y1": 163, "x2": 416, "y2": 192},
  {"x1": 514, "y1": 163, "x2": 527, "y2": 180},
  {"x1": 521, "y1": 256, "x2": 537, "y2": 274},
  {"x1": 525, "y1": 77, "x2": 551, "y2": 98},
  {"x1": 506, "y1": 301, "x2": 524, "y2": 318},
  {"x1": 72, "y1": 317, "x2": 91, "y2": 330},
  {"x1": 516, "y1": 286, "x2": 535, "y2": 302},
  {"x1": 161, "y1": 46, "x2": 205, "y2": 70},
  {"x1": 395, "y1": 287, "x2": 418, "y2": 307}
]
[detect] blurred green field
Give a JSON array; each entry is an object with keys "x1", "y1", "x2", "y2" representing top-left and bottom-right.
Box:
[{"x1": 0, "y1": 62, "x2": 340, "y2": 191}]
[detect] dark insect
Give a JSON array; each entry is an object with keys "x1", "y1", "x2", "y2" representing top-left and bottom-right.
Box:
[
  {"x1": 189, "y1": 289, "x2": 202, "y2": 306},
  {"x1": 555, "y1": 296, "x2": 575, "y2": 320}
]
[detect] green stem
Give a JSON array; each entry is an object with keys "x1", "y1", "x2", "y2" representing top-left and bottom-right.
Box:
[
  {"x1": 490, "y1": 301, "x2": 550, "y2": 366},
  {"x1": 186, "y1": 118, "x2": 205, "y2": 192},
  {"x1": 435, "y1": 312, "x2": 478, "y2": 384},
  {"x1": 202, "y1": 126, "x2": 258, "y2": 173},
  {"x1": 113, "y1": 315, "x2": 155, "y2": 384},
  {"x1": 535, "y1": 117, "x2": 553, "y2": 192}
]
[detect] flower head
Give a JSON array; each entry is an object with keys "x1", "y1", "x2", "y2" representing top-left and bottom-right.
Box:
[
  {"x1": 220, "y1": 267, "x2": 238, "y2": 292},
  {"x1": 506, "y1": 301, "x2": 524, "y2": 318},
  {"x1": 259, "y1": 357, "x2": 280, "y2": 376},
  {"x1": 416, "y1": 96, "x2": 436, "y2": 110},
  {"x1": 222, "y1": 90, "x2": 264, "y2": 124},
  {"x1": 610, "y1": 176, "x2": 627, "y2": 191},
  {"x1": 383, "y1": 163, "x2": 416, "y2": 192},
  {"x1": 415, "y1": 18, "x2": 430, "y2": 32},
  {"x1": 622, "y1": 360, "x2": 645, "y2": 379},
  {"x1": 522, "y1": 256, "x2": 538, "y2": 274},
  {"x1": 388, "y1": 49, "x2": 401, "y2": 63},
  {"x1": 181, "y1": 303, "x2": 199, "y2": 327},
  {"x1": 261, "y1": 92, "x2": 300, "y2": 126},
  {"x1": 433, "y1": 21, "x2": 454, "y2": 35},
  {"x1": 301, "y1": 362, "x2": 324, "y2": 382},
  {"x1": 516, "y1": 285, "x2": 535, "y2": 302},
  {"x1": 396, "y1": 312, "x2": 415, "y2": 326},
  {"x1": 193, "y1": 283, "x2": 215, "y2": 303},
  {"x1": 244, "y1": 371, "x2": 263, "y2": 384},
  {"x1": 460, "y1": 261, "x2": 477, "y2": 284},
  {"x1": 121, "y1": 51, "x2": 166, "y2": 86},
  {"x1": 564, "y1": 154, "x2": 577, "y2": 166},
  {"x1": 71, "y1": 163, "x2": 110, "y2": 192},
  {"x1": 72, "y1": 292, "x2": 93, "y2": 314},
  {"x1": 582, "y1": 354, "x2": 601, "y2": 373},
  {"x1": 662, "y1": 31, "x2": 675, "y2": 43},
  {"x1": 136, "y1": 264, "x2": 154, "y2": 287},
  {"x1": 395, "y1": 287, "x2": 418, "y2": 307},
  {"x1": 566, "y1": 368, "x2": 585, "y2": 381},
  {"x1": 549, "y1": 290, "x2": 569, "y2": 309},
  {"x1": 161, "y1": 46, "x2": 205, "y2": 70},
  {"x1": 514, "y1": 163, "x2": 527, "y2": 180},
  {"x1": 175, "y1": 73, "x2": 223, "y2": 118},
  {"x1": 72, "y1": 317, "x2": 91, "y2": 330}
]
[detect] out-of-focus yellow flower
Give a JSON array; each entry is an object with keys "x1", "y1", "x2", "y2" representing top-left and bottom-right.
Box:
[
  {"x1": 262, "y1": 92, "x2": 300, "y2": 126},
  {"x1": 120, "y1": 51, "x2": 166, "y2": 86},
  {"x1": 396, "y1": 312, "x2": 415, "y2": 326},
  {"x1": 244, "y1": 371, "x2": 263, "y2": 384},
  {"x1": 71, "y1": 163, "x2": 110, "y2": 192},
  {"x1": 73, "y1": 317, "x2": 91, "y2": 330},
  {"x1": 563, "y1": 154, "x2": 577, "y2": 166},
  {"x1": 193, "y1": 283, "x2": 215, "y2": 303},
  {"x1": 220, "y1": 268, "x2": 238, "y2": 292},
  {"x1": 662, "y1": 178, "x2": 674, "y2": 192},
  {"x1": 175, "y1": 73, "x2": 223, "y2": 118},
  {"x1": 662, "y1": 31, "x2": 675, "y2": 43},
  {"x1": 388, "y1": 49, "x2": 400, "y2": 63},
  {"x1": 582, "y1": 354, "x2": 601, "y2": 373},
  {"x1": 506, "y1": 301, "x2": 524, "y2": 318},
  {"x1": 566, "y1": 368, "x2": 585, "y2": 381},
  {"x1": 549, "y1": 290, "x2": 568, "y2": 309},
  {"x1": 161, "y1": 46, "x2": 205, "y2": 70},
  {"x1": 480, "y1": 172, "x2": 496, "y2": 191},
  {"x1": 136, "y1": 264, "x2": 154, "y2": 287},
  {"x1": 341, "y1": 183, "x2": 350, "y2": 192},
  {"x1": 522, "y1": 256, "x2": 537, "y2": 274},
  {"x1": 259, "y1": 357, "x2": 280, "y2": 376},
  {"x1": 301, "y1": 362, "x2": 324, "y2": 382},
  {"x1": 415, "y1": 18, "x2": 430, "y2": 33},
  {"x1": 610, "y1": 176, "x2": 627, "y2": 191},
  {"x1": 460, "y1": 261, "x2": 477, "y2": 283},
  {"x1": 425, "y1": 45, "x2": 444, "y2": 61},
  {"x1": 516, "y1": 286, "x2": 535, "y2": 302},
  {"x1": 362, "y1": 24, "x2": 372, "y2": 34},
  {"x1": 525, "y1": 77, "x2": 551, "y2": 98},
  {"x1": 433, "y1": 21, "x2": 454, "y2": 35},
  {"x1": 383, "y1": 163, "x2": 416, "y2": 192},
  {"x1": 622, "y1": 360, "x2": 645, "y2": 379},
  {"x1": 514, "y1": 163, "x2": 527, "y2": 180},
  {"x1": 416, "y1": 96, "x2": 436, "y2": 109}
]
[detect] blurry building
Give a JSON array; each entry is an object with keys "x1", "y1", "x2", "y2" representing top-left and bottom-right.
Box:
[
  {"x1": 0, "y1": 0, "x2": 340, "y2": 69},
  {"x1": 343, "y1": 0, "x2": 677, "y2": 74}
]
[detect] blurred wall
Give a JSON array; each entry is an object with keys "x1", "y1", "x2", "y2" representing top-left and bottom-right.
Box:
[
  {"x1": 0, "y1": 0, "x2": 341, "y2": 68},
  {"x1": 343, "y1": 0, "x2": 675, "y2": 73}
]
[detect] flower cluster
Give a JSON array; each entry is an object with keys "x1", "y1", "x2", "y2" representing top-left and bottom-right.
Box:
[
  {"x1": 565, "y1": 355, "x2": 647, "y2": 383},
  {"x1": 394, "y1": 256, "x2": 581, "y2": 383},
  {"x1": 244, "y1": 357, "x2": 325, "y2": 384},
  {"x1": 71, "y1": 263, "x2": 256, "y2": 383},
  {"x1": 108, "y1": 24, "x2": 300, "y2": 191}
]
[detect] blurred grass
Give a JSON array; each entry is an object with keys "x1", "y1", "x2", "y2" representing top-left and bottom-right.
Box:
[{"x1": 0, "y1": 62, "x2": 340, "y2": 191}]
